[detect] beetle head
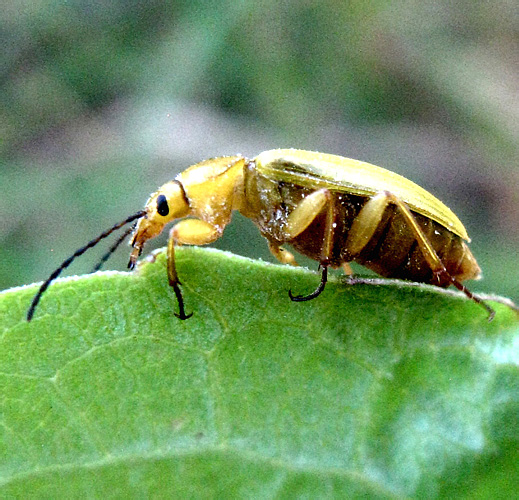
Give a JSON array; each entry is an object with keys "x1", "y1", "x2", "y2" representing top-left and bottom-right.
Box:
[{"x1": 129, "y1": 180, "x2": 190, "y2": 269}]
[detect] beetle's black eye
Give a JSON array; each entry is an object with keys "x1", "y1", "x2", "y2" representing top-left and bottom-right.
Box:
[{"x1": 156, "y1": 194, "x2": 169, "y2": 216}]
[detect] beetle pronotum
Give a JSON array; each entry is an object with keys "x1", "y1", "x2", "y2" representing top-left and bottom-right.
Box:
[{"x1": 28, "y1": 149, "x2": 508, "y2": 321}]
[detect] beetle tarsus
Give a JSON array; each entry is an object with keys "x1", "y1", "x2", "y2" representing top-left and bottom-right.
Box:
[
  {"x1": 172, "y1": 282, "x2": 193, "y2": 320},
  {"x1": 475, "y1": 296, "x2": 495, "y2": 322},
  {"x1": 289, "y1": 266, "x2": 328, "y2": 302},
  {"x1": 448, "y1": 275, "x2": 496, "y2": 321}
]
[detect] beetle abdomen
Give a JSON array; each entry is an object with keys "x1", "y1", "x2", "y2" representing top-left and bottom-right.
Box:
[
  {"x1": 351, "y1": 209, "x2": 481, "y2": 286},
  {"x1": 288, "y1": 192, "x2": 481, "y2": 286},
  {"x1": 243, "y1": 160, "x2": 481, "y2": 288}
]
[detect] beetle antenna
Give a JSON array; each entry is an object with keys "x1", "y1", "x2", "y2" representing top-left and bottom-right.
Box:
[
  {"x1": 91, "y1": 223, "x2": 136, "y2": 273},
  {"x1": 27, "y1": 210, "x2": 146, "y2": 321}
]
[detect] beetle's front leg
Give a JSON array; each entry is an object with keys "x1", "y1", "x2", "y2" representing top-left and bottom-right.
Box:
[{"x1": 167, "y1": 219, "x2": 221, "y2": 319}]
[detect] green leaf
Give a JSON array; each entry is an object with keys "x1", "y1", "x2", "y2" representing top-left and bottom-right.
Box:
[{"x1": 1, "y1": 247, "x2": 518, "y2": 498}]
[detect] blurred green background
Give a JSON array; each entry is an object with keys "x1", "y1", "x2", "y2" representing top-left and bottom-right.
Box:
[{"x1": 1, "y1": 0, "x2": 518, "y2": 300}]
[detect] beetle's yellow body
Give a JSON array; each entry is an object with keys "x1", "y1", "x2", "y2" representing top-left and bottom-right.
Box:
[
  {"x1": 125, "y1": 148, "x2": 486, "y2": 319},
  {"x1": 28, "y1": 149, "x2": 501, "y2": 321},
  {"x1": 255, "y1": 150, "x2": 469, "y2": 240}
]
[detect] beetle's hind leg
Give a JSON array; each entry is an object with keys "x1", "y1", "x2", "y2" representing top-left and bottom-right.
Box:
[
  {"x1": 345, "y1": 190, "x2": 496, "y2": 321},
  {"x1": 383, "y1": 192, "x2": 495, "y2": 321},
  {"x1": 341, "y1": 262, "x2": 354, "y2": 276}
]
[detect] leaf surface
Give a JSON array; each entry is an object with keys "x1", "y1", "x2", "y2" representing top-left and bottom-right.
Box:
[{"x1": 1, "y1": 248, "x2": 518, "y2": 498}]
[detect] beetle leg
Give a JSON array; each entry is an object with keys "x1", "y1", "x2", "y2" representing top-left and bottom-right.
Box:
[
  {"x1": 289, "y1": 266, "x2": 328, "y2": 302},
  {"x1": 320, "y1": 190, "x2": 336, "y2": 264},
  {"x1": 166, "y1": 236, "x2": 191, "y2": 320},
  {"x1": 341, "y1": 262, "x2": 354, "y2": 275},
  {"x1": 287, "y1": 189, "x2": 335, "y2": 301},
  {"x1": 381, "y1": 192, "x2": 495, "y2": 320},
  {"x1": 268, "y1": 241, "x2": 299, "y2": 266},
  {"x1": 284, "y1": 188, "x2": 336, "y2": 263},
  {"x1": 285, "y1": 189, "x2": 330, "y2": 238},
  {"x1": 167, "y1": 219, "x2": 222, "y2": 320},
  {"x1": 348, "y1": 191, "x2": 495, "y2": 320},
  {"x1": 344, "y1": 192, "x2": 391, "y2": 257}
]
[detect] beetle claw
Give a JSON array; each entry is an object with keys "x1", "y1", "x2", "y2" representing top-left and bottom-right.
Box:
[
  {"x1": 175, "y1": 311, "x2": 194, "y2": 320},
  {"x1": 171, "y1": 282, "x2": 192, "y2": 320},
  {"x1": 289, "y1": 266, "x2": 328, "y2": 302}
]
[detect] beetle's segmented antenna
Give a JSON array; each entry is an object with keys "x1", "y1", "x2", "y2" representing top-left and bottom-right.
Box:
[
  {"x1": 27, "y1": 210, "x2": 146, "y2": 321},
  {"x1": 91, "y1": 223, "x2": 136, "y2": 273}
]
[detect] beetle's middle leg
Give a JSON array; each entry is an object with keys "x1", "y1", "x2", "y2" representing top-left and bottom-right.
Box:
[
  {"x1": 344, "y1": 191, "x2": 495, "y2": 320},
  {"x1": 268, "y1": 241, "x2": 299, "y2": 266},
  {"x1": 167, "y1": 219, "x2": 222, "y2": 319},
  {"x1": 282, "y1": 189, "x2": 335, "y2": 301}
]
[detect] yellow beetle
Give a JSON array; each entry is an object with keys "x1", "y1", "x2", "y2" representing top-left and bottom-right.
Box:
[{"x1": 28, "y1": 149, "x2": 499, "y2": 321}]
